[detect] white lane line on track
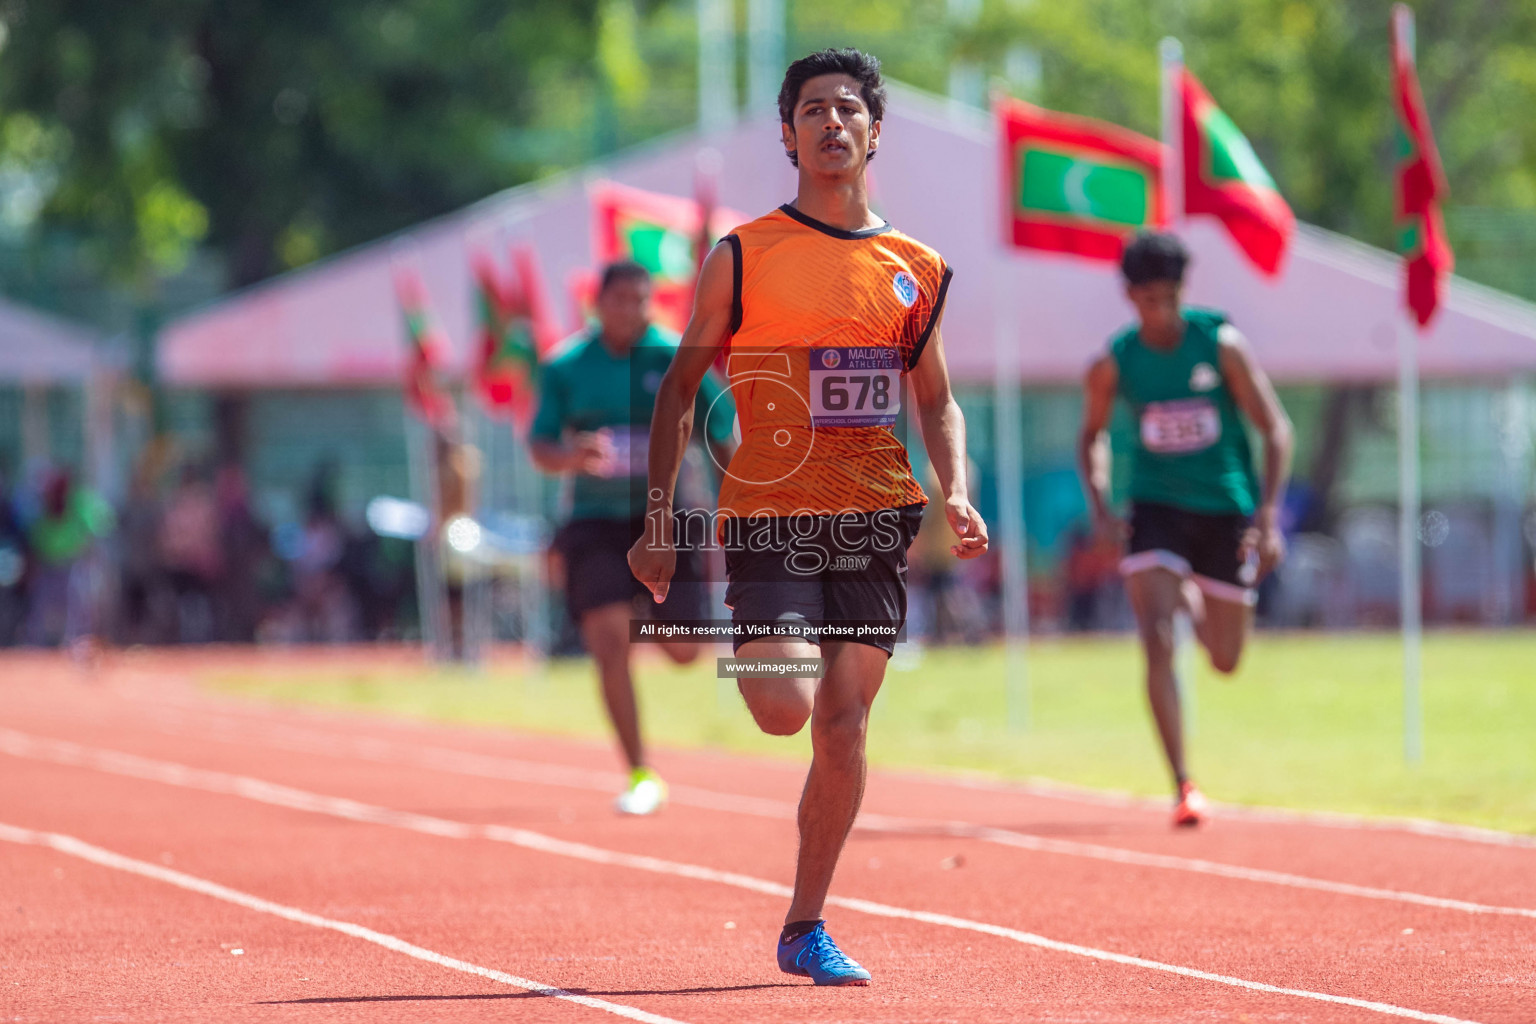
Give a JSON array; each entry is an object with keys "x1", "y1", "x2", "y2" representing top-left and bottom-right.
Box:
[
  {"x1": 133, "y1": 694, "x2": 1536, "y2": 851},
  {"x1": 132, "y1": 715, "x2": 1536, "y2": 920},
  {"x1": 0, "y1": 728, "x2": 1490, "y2": 1024},
  {"x1": 0, "y1": 821, "x2": 689, "y2": 1024}
]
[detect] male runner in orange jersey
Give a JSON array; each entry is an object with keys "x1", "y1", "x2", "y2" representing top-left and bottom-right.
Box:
[{"x1": 629, "y1": 48, "x2": 988, "y2": 985}]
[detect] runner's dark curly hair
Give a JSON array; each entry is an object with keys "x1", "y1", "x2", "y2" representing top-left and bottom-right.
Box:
[
  {"x1": 777, "y1": 48, "x2": 886, "y2": 167},
  {"x1": 1121, "y1": 231, "x2": 1190, "y2": 285}
]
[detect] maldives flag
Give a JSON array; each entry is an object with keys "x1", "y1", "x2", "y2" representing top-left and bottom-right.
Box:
[
  {"x1": 1392, "y1": 5, "x2": 1453, "y2": 328},
  {"x1": 472, "y1": 246, "x2": 559, "y2": 431},
  {"x1": 589, "y1": 180, "x2": 745, "y2": 331},
  {"x1": 1181, "y1": 70, "x2": 1294, "y2": 278},
  {"x1": 394, "y1": 269, "x2": 454, "y2": 428},
  {"x1": 997, "y1": 98, "x2": 1166, "y2": 263}
]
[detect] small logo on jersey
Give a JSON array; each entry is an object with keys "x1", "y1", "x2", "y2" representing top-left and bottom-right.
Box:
[
  {"x1": 892, "y1": 271, "x2": 919, "y2": 308},
  {"x1": 820, "y1": 349, "x2": 842, "y2": 369},
  {"x1": 642, "y1": 370, "x2": 663, "y2": 393},
  {"x1": 1189, "y1": 362, "x2": 1219, "y2": 392}
]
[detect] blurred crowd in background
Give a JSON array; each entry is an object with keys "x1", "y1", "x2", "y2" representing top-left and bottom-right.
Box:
[
  {"x1": 3, "y1": 445, "x2": 1534, "y2": 653},
  {"x1": 0, "y1": 454, "x2": 416, "y2": 651}
]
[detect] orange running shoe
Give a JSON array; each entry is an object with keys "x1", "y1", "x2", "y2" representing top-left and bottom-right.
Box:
[{"x1": 1173, "y1": 781, "x2": 1209, "y2": 828}]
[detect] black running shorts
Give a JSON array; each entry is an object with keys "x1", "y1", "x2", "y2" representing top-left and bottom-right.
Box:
[
  {"x1": 553, "y1": 517, "x2": 707, "y2": 623},
  {"x1": 1121, "y1": 501, "x2": 1257, "y2": 606},
  {"x1": 721, "y1": 504, "x2": 924, "y2": 654}
]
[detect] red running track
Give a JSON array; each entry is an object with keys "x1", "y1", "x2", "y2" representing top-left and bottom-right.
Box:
[{"x1": 1, "y1": 650, "x2": 1533, "y2": 1023}]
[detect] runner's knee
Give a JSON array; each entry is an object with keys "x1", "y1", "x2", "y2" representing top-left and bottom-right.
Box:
[
  {"x1": 739, "y1": 679, "x2": 813, "y2": 736},
  {"x1": 1137, "y1": 617, "x2": 1176, "y2": 663},
  {"x1": 660, "y1": 640, "x2": 701, "y2": 665},
  {"x1": 1209, "y1": 645, "x2": 1242, "y2": 675},
  {"x1": 810, "y1": 701, "x2": 869, "y2": 756}
]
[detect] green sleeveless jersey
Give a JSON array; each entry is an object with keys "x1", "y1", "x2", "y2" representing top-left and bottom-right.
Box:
[{"x1": 1109, "y1": 308, "x2": 1259, "y2": 516}]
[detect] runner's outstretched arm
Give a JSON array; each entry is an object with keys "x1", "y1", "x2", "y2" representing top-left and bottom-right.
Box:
[
  {"x1": 628, "y1": 241, "x2": 735, "y2": 601},
  {"x1": 908, "y1": 312, "x2": 989, "y2": 560},
  {"x1": 1217, "y1": 326, "x2": 1293, "y2": 578},
  {"x1": 1077, "y1": 353, "x2": 1122, "y2": 539}
]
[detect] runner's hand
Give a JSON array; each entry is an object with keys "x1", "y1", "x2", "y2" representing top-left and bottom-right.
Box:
[
  {"x1": 571, "y1": 430, "x2": 616, "y2": 476},
  {"x1": 627, "y1": 524, "x2": 676, "y2": 603},
  {"x1": 946, "y1": 498, "x2": 989, "y2": 560},
  {"x1": 1240, "y1": 507, "x2": 1286, "y2": 582},
  {"x1": 1092, "y1": 507, "x2": 1129, "y2": 546}
]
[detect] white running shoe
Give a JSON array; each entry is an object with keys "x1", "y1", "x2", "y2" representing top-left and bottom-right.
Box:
[{"x1": 614, "y1": 767, "x2": 668, "y2": 816}]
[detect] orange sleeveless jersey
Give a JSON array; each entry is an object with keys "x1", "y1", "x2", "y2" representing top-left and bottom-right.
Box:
[{"x1": 716, "y1": 205, "x2": 952, "y2": 518}]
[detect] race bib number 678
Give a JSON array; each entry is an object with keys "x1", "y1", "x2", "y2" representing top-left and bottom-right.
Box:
[{"x1": 809, "y1": 347, "x2": 901, "y2": 428}]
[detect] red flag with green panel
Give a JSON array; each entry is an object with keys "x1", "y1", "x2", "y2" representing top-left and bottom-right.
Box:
[
  {"x1": 590, "y1": 181, "x2": 745, "y2": 332},
  {"x1": 1391, "y1": 6, "x2": 1454, "y2": 329},
  {"x1": 997, "y1": 97, "x2": 1166, "y2": 262},
  {"x1": 1180, "y1": 70, "x2": 1294, "y2": 278},
  {"x1": 472, "y1": 246, "x2": 559, "y2": 432},
  {"x1": 394, "y1": 269, "x2": 454, "y2": 427}
]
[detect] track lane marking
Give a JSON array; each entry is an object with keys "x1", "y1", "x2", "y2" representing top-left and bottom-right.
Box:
[
  {"x1": 126, "y1": 715, "x2": 1536, "y2": 920},
  {"x1": 0, "y1": 821, "x2": 689, "y2": 1024},
  {"x1": 0, "y1": 728, "x2": 1491, "y2": 1024},
  {"x1": 130, "y1": 691, "x2": 1536, "y2": 850}
]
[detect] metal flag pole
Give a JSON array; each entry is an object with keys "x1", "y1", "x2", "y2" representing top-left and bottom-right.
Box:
[
  {"x1": 992, "y1": 250, "x2": 1031, "y2": 733},
  {"x1": 1159, "y1": 38, "x2": 1185, "y2": 224},
  {"x1": 1398, "y1": 318, "x2": 1423, "y2": 763},
  {"x1": 697, "y1": 0, "x2": 735, "y2": 135},
  {"x1": 746, "y1": 0, "x2": 785, "y2": 116},
  {"x1": 1159, "y1": 35, "x2": 1197, "y2": 732},
  {"x1": 404, "y1": 409, "x2": 444, "y2": 661},
  {"x1": 464, "y1": 398, "x2": 492, "y2": 666},
  {"x1": 1394, "y1": 4, "x2": 1424, "y2": 765}
]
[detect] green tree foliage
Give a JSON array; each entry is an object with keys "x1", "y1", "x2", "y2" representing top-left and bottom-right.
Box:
[
  {"x1": 0, "y1": 0, "x2": 600, "y2": 285},
  {"x1": 4, "y1": 0, "x2": 1535, "y2": 296},
  {"x1": 958, "y1": 0, "x2": 1536, "y2": 260}
]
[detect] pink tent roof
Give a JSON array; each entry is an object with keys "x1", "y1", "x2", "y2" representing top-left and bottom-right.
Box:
[
  {"x1": 160, "y1": 84, "x2": 1536, "y2": 388},
  {"x1": 0, "y1": 295, "x2": 104, "y2": 384}
]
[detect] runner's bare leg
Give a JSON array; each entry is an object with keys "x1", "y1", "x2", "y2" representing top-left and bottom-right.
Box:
[
  {"x1": 784, "y1": 641, "x2": 886, "y2": 923},
  {"x1": 1126, "y1": 568, "x2": 1188, "y2": 786},
  {"x1": 580, "y1": 601, "x2": 645, "y2": 770},
  {"x1": 1194, "y1": 592, "x2": 1252, "y2": 674},
  {"x1": 736, "y1": 637, "x2": 818, "y2": 736}
]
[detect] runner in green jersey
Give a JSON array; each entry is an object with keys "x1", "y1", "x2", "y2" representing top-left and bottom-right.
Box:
[
  {"x1": 532, "y1": 260, "x2": 736, "y2": 816},
  {"x1": 1078, "y1": 231, "x2": 1293, "y2": 827}
]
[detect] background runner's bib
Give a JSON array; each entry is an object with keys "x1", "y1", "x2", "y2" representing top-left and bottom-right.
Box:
[
  {"x1": 1109, "y1": 308, "x2": 1259, "y2": 516},
  {"x1": 1139, "y1": 398, "x2": 1220, "y2": 454},
  {"x1": 529, "y1": 326, "x2": 735, "y2": 520},
  {"x1": 595, "y1": 424, "x2": 651, "y2": 478}
]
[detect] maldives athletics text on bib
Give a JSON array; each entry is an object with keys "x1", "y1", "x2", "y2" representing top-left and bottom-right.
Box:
[{"x1": 808, "y1": 347, "x2": 901, "y2": 428}]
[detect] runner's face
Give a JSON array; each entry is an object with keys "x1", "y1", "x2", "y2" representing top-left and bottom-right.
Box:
[
  {"x1": 782, "y1": 74, "x2": 879, "y2": 177},
  {"x1": 596, "y1": 277, "x2": 652, "y2": 348},
  {"x1": 1126, "y1": 280, "x2": 1183, "y2": 339}
]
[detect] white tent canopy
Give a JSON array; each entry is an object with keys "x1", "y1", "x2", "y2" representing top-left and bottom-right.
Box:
[
  {"x1": 0, "y1": 295, "x2": 104, "y2": 384},
  {"x1": 159, "y1": 84, "x2": 1536, "y2": 388}
]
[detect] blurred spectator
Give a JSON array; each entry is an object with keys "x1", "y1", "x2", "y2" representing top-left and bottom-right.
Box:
[
  {"x1": 118, "y1": 454, "x2": 171, "y2": 644},
  {"x1": 1062, "y1": 525, "x2": 1121, "y2": 632},
  {"x1": 0, "y1": 472, "x2": 28, "y2": 646},
  {"x1": 25, "y1": 468, "x2": 115, "y2": 649},
  {"x1": 435, "y1": 421, "x2": 483, "y2": 660},
  {"x1": 214, "y1": 464, "x2": 269, "y2": 642},
  {"x1": 159, "y1": 464, "x2": 223, "y2": 642},
  {"x1": 288, "y1": 475, "x2": 354, "y2": 642},
  {"x1": 341, "y1": 530, "x2": 414, "y2": 641}
]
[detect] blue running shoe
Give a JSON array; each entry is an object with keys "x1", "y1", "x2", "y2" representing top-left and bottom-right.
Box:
[{"x1": 777, "y1": 922, "x2": 871, "y2": 986}]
